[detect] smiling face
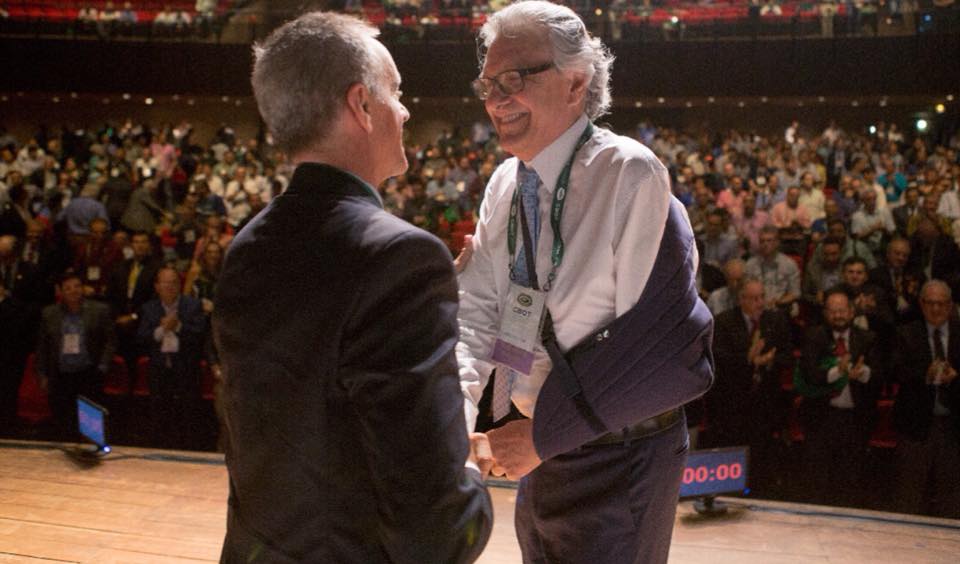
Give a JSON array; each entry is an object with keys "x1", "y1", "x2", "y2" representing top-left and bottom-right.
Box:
[{"x1": 481, "y1": 29, "x2": 585, "y2": 162}]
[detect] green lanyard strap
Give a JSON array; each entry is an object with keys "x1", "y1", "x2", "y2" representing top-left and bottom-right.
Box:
[{"x1": 507, "y1": 122, "x2": 594, "y2": 291}]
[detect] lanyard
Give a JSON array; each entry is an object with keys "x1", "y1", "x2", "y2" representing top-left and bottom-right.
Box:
[{"x1": 508, "y1": 123, "x2": 593, "y2": 291}]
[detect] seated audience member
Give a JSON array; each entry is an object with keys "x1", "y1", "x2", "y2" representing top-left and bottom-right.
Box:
[
  {"x1": 732, "y1": 192, "x2": 770, "y2": 256},
  {"x1": 0, "y1": 277, "x2": 31, "y2": 432},
  {"x1": 73, "y1": 217, "x2": 121, "y2": 299},
  {"x1": 698, "y1": 209, "x2": 741, "y2": 268},
  {"x1": 715, "y1": 175, "x2": 747, "y2": 219},
  {"x1": 192, "y1": 215, "x2": 233, "y2": 264},
  {"x1": 851, "y1": 189, "x2": 896, "y2": 255},
  {"x1": 833, "y1": 175, "x2": 860, "y2": 219},
  {"x1": 800, "y1": 289, "x2": 880, "y2": 507},
  {"x1": 869, "y1": 236, "x2": 924, "y2": 324},
  {"x1": 770, "y1": 186, "x2": 813, "y2": 231},
  {"x1": 812, "y1": 218, "x2": 877, "y2": 269},
  {"x1": 745, "y1": 226, "x2": 801, "y2": 313},
  {"x1": 170, "y1": 194, "x2": 203, "y2": 269},
  {"x1": 893, "y1": 186, "x2": 921, "y2": 236},
  {"x1": 121, "y1": 179, "x2": 168, "y2": 234},
  {"x1": 802, "y1": 236, "x2": 844, "y2": 314},
  {"x1": 909, "y1": 216, "x2": 960, "y2": 288},
  {"x1": 36, "y1": 271, "x2": 115, "y2": 439},
  {"x1": 137, "y1": 266, "x2": 205, "y2": 449},
  {"x1": 908, "y1": 191, "x2": 953, "y2": 238},
  {"x1": 707, "y1": 258, "x2": 746, "y2": 316},
  {"x1": 105, "y1": 231, "x2": 161, "y2": 377},
  {"x1": 686, "y1": 184, "x2": 715, "y2": 237},
  {"x1": 798, "y1": 172, "x2": 826, "y2": 221},
  {"x1": 810, "y1": 198, "x2": 845, "y2": 243},
  {"x1": 58, "y1": 182, "x2": 110, "y2": 238},
  {"x1": 838, "y1": 257, "x2": 894, "y2": 341},
  {"x1": 893, "y1": 280, "x2": 960, "y2": 519},
  {"x1": 709, "y1": 279, "x2": 792, "y2": 488},
  {"x1": 935, "y1": 176, "x2": 959, "y2": 221}
]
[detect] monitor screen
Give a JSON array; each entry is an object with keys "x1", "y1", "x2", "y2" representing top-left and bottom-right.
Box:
[
  {"x1": 77, "y1": 396, "x2": 108, "y2": 449},
  {"x1": 679, "y1": 447, "x2": 749, "y2": 498}
]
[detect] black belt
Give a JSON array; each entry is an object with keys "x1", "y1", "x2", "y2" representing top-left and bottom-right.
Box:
[{"x1": 583, "y1": 408, "x2": 682, "y2": 447}]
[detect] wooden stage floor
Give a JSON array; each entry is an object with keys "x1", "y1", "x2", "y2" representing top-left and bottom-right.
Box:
[{"x1": 1, "y1": 440, "x2": 959, "y2": 563}]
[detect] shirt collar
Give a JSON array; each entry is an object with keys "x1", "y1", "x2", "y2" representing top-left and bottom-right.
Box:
[
  {"x1": 833, "y1": 328, "x2": 850, "y2": 341},
  {"x1": 525, "y1": 114, "x2": 590, "y2": 194},
  {"x1": 927, "y1": 322, "x2": 949, "y2": 337}
]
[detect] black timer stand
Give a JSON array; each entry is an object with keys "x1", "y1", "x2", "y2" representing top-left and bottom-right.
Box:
[{"x1": 693, "y1": 495, "x2": 729, "y2": 516}]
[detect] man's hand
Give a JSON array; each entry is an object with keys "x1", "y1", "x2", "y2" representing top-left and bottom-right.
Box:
[
  {"x1": 486, "y1": 419, "x2": 542, "y2": 481},
  {"x1": 848, "y1": 355, "x2": 866, "y2": 382},
  {"x1": 837, "y1": 353, "x2": 851, "y2": 375},
  {"x1": 160, "y1": 313, "x2": 179, "y2": 332},
  {"x1": 468, "y1": 432, "x2": 495, "y2": 478},
  {"x1": 453, "y1": 234, "x2": 474, "y2": 275}
]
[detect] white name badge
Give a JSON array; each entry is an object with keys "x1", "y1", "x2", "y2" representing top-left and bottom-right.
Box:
[
  {"x1": 87, "y1": 266, "x2": 101, "y2": 281},
  {"x1": 63, "y1": 333, "x2": 81, "y2": 355},
  {"x1": 491, "y1": 284, "x2": 547, "y2": 376}
]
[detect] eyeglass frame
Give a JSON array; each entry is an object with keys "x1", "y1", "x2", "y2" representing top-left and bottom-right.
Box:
[{"x1": 471, "y1": 62, "x2": 556, "y2": 101}]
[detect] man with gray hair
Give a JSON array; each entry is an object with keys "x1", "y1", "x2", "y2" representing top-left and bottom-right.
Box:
[
  {"x1": 457, "y1": 2, "x2": 713, "y2": 562},
  {"x1": 214, "y1": 11, "x2": 492, "y2": 563}
]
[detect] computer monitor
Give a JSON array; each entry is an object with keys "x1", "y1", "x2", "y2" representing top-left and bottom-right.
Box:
[{"x1": 76, "y1": 395, "x2": 110, "y2": 455}]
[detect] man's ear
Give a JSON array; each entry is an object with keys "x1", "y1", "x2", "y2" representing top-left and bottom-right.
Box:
[
  {"x1": 567, "y1": 71, "x2": 589, "y2": 107},
  {"x1": 345, "y1": 82, "x2": 373, "y2": 133}
]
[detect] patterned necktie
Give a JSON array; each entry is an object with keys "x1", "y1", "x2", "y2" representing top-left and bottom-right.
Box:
[
  {"x1": 834, "y1": 335, "x2": 847, "y2": 357},
  {"x1": 511, "y1": 163, "x2": 541, "y2": 289},
  {"x1": 492, "y1": 164, "x2": 542, "y2": 422}
]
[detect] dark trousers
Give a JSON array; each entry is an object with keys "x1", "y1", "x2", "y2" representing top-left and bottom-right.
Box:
[
  {"x1": 49, "y1": 367, "x2": 102, "y2": 441},
  {"x1": 148, "y1": 365, "x2": 199, "y2": 450},
  {"x1": 804, "y1": 407, "x2": 869, "y2": 507},
  {"x1": 515, "y1": 415, "x2": 688, "y2": 564},
  {"x1": 895, "y1": 417, "x2": 960, "y2": 518}
]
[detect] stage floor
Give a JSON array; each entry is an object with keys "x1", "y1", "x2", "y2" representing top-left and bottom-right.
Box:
[{"x1": 1, "y1": 441, "x2": 958, "y2": 563}]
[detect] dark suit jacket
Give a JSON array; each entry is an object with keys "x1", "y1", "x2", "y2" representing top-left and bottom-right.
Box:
[
  {"x1": 909, "y1": 234, "x2": 960, "y2": 288},
  {"x1": 800, "y1": 324, "x2": 881, "y2": 436},
  {"x1": 105, "y1": 257, "x2": 160, "y2": 318},
  {"x1": 35, "y1": 300, "x2": 115, "y2": 381},
  {"x1": 893, "y1": 319, "x2": 960, "y2": 442},
  {"x1": 136, "y1": 295, "x2": 205, "y2": 395},
  {"x1": 868, "y1": 263, "x2": 924, "y2": 325},
  {"x1": 214, "y1": 163, "x2": 491, "y2": 563},
  {"x1": 713, "y1": 307, "x2": 793, "y2": 403}
]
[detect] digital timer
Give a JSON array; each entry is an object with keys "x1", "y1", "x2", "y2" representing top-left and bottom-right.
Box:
[{"x1": 678, "y1": 447, "x2": 749, "y2": 498}]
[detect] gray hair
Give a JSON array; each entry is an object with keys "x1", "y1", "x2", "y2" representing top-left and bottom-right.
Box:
[
  {"x1": 251, "y1": 12, "x2": 381, "y2": 155},
  {"x1": 478, "y1": 1, "x2": 614, "y2": 120},
  {"x1": 921, "y1": 279, "x2": 953, "y2": 301}
]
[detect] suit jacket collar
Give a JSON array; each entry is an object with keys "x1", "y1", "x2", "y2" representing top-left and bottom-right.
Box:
[{"x1": 286, "y1": 162, "x2": 383, "y2": 209}]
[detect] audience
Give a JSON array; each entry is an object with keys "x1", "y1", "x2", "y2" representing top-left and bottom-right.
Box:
[{"x1": 0, "y1": 113, "x2": 958, "y2": 519}]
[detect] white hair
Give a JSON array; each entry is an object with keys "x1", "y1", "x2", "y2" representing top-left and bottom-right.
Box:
[{"x1": 478, "y1": 0, "x2": 614, "y2": 120}]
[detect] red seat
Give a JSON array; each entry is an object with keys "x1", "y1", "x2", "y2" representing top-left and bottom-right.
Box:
[
  {"x1": 103, "y1": 355, "x2": 130, "y2": 396},
  {"x1": 16, "y1": 354, "x2": 52, "y2": 424},
  {"x1": 133, "y1": 356, "x2": 150, "y2": 397}
]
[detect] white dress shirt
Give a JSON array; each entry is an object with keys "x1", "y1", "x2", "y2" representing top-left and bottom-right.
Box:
[
  {"x1": 827, "y1": 329, "x2": 872, "y2": 409},
  {"x1": 456, "y1": 114, "x2": 681, "y2": 431}
]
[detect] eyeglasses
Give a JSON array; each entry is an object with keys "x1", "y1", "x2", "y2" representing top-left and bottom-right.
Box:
[{"x1": 471, "y1": 62, "x2": 555, "y2": 100}]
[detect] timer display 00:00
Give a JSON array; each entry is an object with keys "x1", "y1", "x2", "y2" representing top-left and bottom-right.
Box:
[{"x1": 682, "y1": 463, "x2": 743, "y2": 484}]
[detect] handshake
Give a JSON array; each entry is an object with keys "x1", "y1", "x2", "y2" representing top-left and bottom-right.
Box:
[{"x1": 467, "y1": 419, "x2": 543, "y2": 481}]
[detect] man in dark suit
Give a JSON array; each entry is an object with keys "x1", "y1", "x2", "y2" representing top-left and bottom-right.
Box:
[
  {"x1": 800, "y1": 288, "x2": 880, "y2": 507},
  {"x1": 0, "y1": 277, "x2": 31, "y2": 433},
  {"x1": 137, "y1": 266, "x2": 205, "y2": 450},
  {"x1": 893, "y1": 280, "x2": 960, "y2": 518},
  {"x1": 710, "y1": 279, "x2": 792, "y2": 442},
  {"x1": 892, "y1": 186, "x2": 920, "y2": 236},
  {"x1": 869, "y1": 235, "x2": 925, "y2": 326},
  {"x1": 909, "y1": 216, "x2": 960, "y2": 292},
  {"x1": 214, "y1": 12, "x2": 491, "y2": 563},
  {"x1": 105, "y1": 231, "x2": 160, "y2": 380},
  {"x1": 36, "y1": 271, "x2": 115, "y2": 439}
]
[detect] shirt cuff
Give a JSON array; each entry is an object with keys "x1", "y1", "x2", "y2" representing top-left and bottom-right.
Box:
[
  {"x1": 153, "y1": 326, "x2": 166, "y2": 342},
  {"x1": 464, "y1": 460, "x2": 480, "y2": 474},
  {"x1": 827, "y1": 365, "x2": 843, "y2": 383}
]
